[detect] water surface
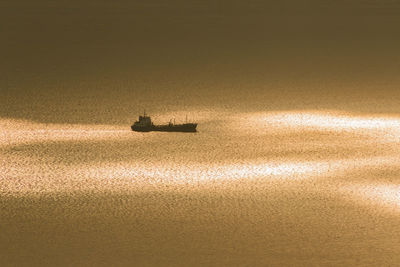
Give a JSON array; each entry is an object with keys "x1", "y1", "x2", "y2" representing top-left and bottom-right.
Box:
[{"x1": 2, "y1": 110, "x2": 400, "y2": 266}]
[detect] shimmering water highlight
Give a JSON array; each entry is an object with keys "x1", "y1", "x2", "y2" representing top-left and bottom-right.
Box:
[{"x1": 2, "y1": 110, "x2": 400, "y2": 266}]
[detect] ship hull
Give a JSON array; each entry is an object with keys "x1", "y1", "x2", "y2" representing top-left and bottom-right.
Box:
[{"x1": 131, "y1": 123, "x2": 197, "y2": 132}]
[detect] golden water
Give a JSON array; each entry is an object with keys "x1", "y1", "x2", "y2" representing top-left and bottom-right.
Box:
[
  {"x1": 2, "y1": 0, "x2": 400, "y2": 265},
  {"x1": 2, "y1": 110, "x2": 400, "y2": 266}
]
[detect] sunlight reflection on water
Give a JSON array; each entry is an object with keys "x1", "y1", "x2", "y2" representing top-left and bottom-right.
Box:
[
  {"x1": 232, "y1": 111, "x2": 400, "y2": 141},
  {"x1": 342, "y1": 184, "x2": 400, "y2": 211},
  {"x1": 1, "y1": 110, "x2": 400, "y2": 212}
]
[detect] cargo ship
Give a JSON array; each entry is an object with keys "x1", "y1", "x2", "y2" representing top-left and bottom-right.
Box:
[{"x1": 131, "y1": 112, "x2": 197, "y2": 132}]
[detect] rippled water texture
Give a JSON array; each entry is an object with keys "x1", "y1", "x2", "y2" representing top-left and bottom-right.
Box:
[{"x1": 2, "y1": 110, "x2": 400, "y2": 266}]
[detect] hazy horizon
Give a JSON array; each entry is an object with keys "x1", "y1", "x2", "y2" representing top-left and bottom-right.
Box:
[{"x1": 2, "y1": 0, "x2": 400, "y2": 124}]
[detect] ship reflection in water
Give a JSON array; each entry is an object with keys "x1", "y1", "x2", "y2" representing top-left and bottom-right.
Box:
[
  {"x1": 2, "y1": 110, "x2": 400, "y2": 266},
  {"x1": 131, "y1": 111, "x2": 197, "y2": 132}
]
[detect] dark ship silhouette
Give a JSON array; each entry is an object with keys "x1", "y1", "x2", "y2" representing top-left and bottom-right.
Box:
[{"x1": 131, "y1": 112, "x2": 197, "y2": 132}]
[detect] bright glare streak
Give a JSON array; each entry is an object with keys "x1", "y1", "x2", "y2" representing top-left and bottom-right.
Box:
[
  {"x1": 0, "y1": 119, "x2": 133, "y2": 146},
  {"x1": 342, "y1": 184, "x2": 400, "y2": 211},
  {"x1": 236, "y1": 111, "x2": 400, "y2": 131},
  {"x1": 3, "y1": 156, "x2": 398, "y2": 194},
  {"x1": 268, "y1": 112, "x2": 400, "y2": 130},
  {"x1": 88, "y1": 156, "x2": 398, "y2": 182}
]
